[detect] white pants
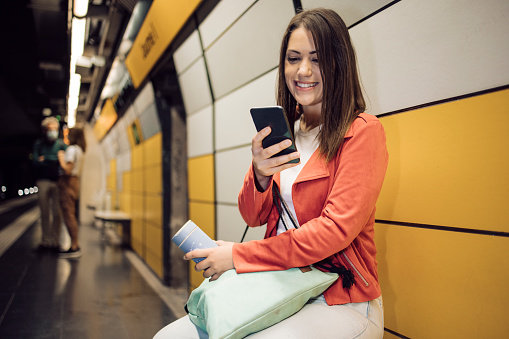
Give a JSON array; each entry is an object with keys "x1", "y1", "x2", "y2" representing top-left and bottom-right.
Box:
[{"x1": 153, "y1": 296, "x2": 383, "y2": 339}]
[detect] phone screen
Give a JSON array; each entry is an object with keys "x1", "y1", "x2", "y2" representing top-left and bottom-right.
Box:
[{"x1": 250, "y1": 106, "x2": 299, "y2": 164}]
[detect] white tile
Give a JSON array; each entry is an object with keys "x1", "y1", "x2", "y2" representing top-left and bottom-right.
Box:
[
  {"x1": 178, "y1": 57, "x2": 213, "y2": 115},
  {"x1": 215, "y1": 146, "x2": 252, "y2": 204},
  {"x1": 351, "y1": 0, "x2": 509, "y2": 115},
  {"x1": 187, "y1": 105, "x2": 214, "y2": 158},
  {"x1": 113, "y1": 119, "x2": 131, "y2": 155},
  {"x1": 199, "y1": 0, "x2": 256, "y2": 49},
  {"x1": 123, "y1": 105, "x2": 137, "y2": 125},
  {"x1": 133, "y1": 81, "x2": 155, "y2": 116},
  {"x1": 205, "y1": 0, "x2": 295, "y2": 99},
  {"x1": 217, "y1": 204, "x2": 266, "y2": 242},
  {"x1": 214, "y1": 69, "x2": 277, "y2": 151},
  {"x1": 139, "y1": 102, "x2": 161, "y2": 140},
  {"x1": 301, "y1": 0, "x2": 392, "y2": 26},
  {"x1": 174, "y1": 30, "x2": 202, "y2": 75}
]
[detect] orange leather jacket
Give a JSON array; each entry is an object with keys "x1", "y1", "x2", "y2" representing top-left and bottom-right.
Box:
[{"x1": 233, "y1": 113, "x2": 389, "y2": 305}]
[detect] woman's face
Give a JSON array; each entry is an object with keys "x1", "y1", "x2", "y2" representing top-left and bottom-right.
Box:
[{"x1": 284, "y1": 26, "x2": 323, "y2": 111}]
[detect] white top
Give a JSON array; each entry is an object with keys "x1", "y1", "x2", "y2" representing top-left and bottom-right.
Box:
[
  {"x1": 65, "y1": 145, "x2": 84, "y2": 177},
  {"x1": 277, "y1": 119, "x2": 320, "y2": 235}
]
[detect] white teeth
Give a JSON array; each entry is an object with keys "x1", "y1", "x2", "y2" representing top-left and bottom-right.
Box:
[{"x1": 296, "y1": 82, "x2": 317, "y2": 88}]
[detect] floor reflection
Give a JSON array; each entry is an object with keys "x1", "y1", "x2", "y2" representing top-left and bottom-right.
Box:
[{"x1": 0, "y1": 219, "x2": 177, "y2": 338}]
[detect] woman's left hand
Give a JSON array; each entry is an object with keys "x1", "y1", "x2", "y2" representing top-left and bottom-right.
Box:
[{"x1": 184, "y1": 241, "x2": 235, "y2": 281}]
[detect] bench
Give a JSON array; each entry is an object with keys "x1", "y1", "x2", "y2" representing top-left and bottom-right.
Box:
[{"x1": 94, "y1": 210, "x2": 131, "y2": 248}]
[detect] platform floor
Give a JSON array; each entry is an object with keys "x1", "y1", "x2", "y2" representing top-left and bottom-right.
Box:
[{"x1": 0, "y1": 196, "x2": 187, "y2": 339}]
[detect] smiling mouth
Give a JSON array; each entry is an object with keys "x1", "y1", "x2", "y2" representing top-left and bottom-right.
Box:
[{"x1": 296, "y1": 81, "x2": 318, "y2": 88}]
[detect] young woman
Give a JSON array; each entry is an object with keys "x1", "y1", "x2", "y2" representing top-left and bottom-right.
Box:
[
  {"x1": 155, "y1": 8, "x2": 388, "y2": 338},
  {"x1": 57, "y1": 128, "x2": 87, "y2": 258}
]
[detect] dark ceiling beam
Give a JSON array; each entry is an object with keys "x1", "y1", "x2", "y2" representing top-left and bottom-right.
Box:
[{"x1": 80, "y1": 6, "x2": 128, "y2": 122}]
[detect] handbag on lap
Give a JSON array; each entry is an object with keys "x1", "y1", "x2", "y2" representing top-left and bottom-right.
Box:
[{"x1": 184, "y1": 183, "x2": 354, "y2": 339}]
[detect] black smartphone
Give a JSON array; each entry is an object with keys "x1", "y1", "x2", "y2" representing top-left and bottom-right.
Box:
[{"x1": 250, "y1": 106, "x2": 299, "y2": 164}]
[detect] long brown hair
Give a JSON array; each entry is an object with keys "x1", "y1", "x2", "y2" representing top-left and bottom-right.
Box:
[
  {"x1": 277, "y1": 8, "x2": 365, "y2": 162},
  {"x1": 68, "y1": 128, "x2": 87, "y2": 152}
]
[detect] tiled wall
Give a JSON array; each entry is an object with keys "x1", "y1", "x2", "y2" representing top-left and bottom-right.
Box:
[
  {"x1": 103, "y1": 82, "x2": 164, "y2": 278},
  {"x1": 95, "y1": 0, "x2": 508, "y2": 337},
  {"x1": 174, "y1": 0, "x2": 509, "y2": 337}
]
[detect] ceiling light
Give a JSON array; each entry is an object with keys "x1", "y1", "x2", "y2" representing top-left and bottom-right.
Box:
[
  {"x1": 73, "y1": 0, "x2": 89, "y2": 18},
  {"x1": 71, "y1": 17, "x2": 87, "y2": 58}
]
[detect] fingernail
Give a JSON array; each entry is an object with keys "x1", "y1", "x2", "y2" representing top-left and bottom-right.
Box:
[{"x1": 285, "y1": 140, "x2": 291, "y2": 146}]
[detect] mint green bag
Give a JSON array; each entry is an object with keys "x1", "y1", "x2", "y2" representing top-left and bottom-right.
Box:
[{"x1": 185, "y1": 266, "x2": 338, "y2": 339}]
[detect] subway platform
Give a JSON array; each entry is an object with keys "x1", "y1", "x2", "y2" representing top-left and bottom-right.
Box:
[{"x1": 0, "y1": 196, "x2": 187, "y2": 339}]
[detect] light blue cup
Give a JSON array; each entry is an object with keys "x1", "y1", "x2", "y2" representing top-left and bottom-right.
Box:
[{"x1": 172, "y1": 220, "x2": 218, "y2": 263}]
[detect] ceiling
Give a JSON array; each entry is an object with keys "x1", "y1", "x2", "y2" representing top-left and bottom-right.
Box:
[{"x1": 0, "y1": 0, "x2": 137, "y2": 192}]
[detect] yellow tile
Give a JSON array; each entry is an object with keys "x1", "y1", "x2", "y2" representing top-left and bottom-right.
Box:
[
  {"x1": 189, "y1": 261, "x2": 206, "y2": 291},
  {"x1": 132, "y1": 143, "x2": 143, "y2": 169},
  {"x1": 131, "y1": 194, "x2": 144, "y2": 219},
  {"x1": 146, "y1": 253, "x2": 163, "y2": 279},
  {"x1": 145, "y1": 195, "x2": 162, "y2": 226},
  {"x1": 118, "y1": 192, "x2": 132, "y2": 214},
  {"x1": 122, "y1": 171, "x2": 132, "y2": 193},
  {"x1": 144, "y1": 133, "x2": 162, "y2": 167},
  {"x1": 188, "y1": 155, "x2": 215, "y2": 202},
  {"x1": 109, "y1": 159, "x2": 117, "y2": 176},
  {"x1": 375, "y1": 223, "x2": 509, "y2": 338},
  {"x1": 188, "y1": 201, "x2": 215, "y2": 290},
  {"x1": 145, "y1": 223, "x2": 163, "y2": 278},
  {"x1": 131, "y1": 218, "x2": 144, "y2": 257},
  {"x1": 132, "y1": 238, "x2": 143, "y2": 258},
  {"x1": 144, "y1": 165, "x2": 162, "y2": 194},
  {"x1": 132, "y1": 169, "x2": 144, "y2": 194},
  {"x1": 145, "y1": 223, "x2": 162, "y2": 258},
  {"x1": 377, "y1": 89, "x2": 509, "y2": 232},
  {"x1": 188, "y1": 201, "x2": 215, "y2": 240}
]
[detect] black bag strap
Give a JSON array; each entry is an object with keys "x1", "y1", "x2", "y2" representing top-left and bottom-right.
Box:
[{"x1": 240, "y1": 180, "x2": 355, "y2": 289}]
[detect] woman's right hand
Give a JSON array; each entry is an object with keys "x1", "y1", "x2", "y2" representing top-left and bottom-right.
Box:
[{"x1": 252, "y1": 127, "x2": 300, "y2": 191}]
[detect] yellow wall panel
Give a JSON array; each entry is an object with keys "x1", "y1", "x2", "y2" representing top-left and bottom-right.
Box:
[
  {"x1": 122, "y1": 171, "x2": 132, "y2": 193},
  {"x1": 145, "y1": 223, "x2": 162, "y2": 257},
  {"x1": 375, "y1": 223, "x2": 509, "y2": 338},
  {"x1": 144, "y1": 133, "x2": 162, "y2": 167},
  {"x1": 188, "y1": 201, "x2": 216, "y2": 290},
  {"x1": 125, "y1": 0, "x2": 202, "y2": 88},
  {"x1": 132, "y1": 169, "x2": 144, "y2": 194},
  {"x1": 144, "y1": 165, "x2": 162, "y2": 194},
  {"x1": 131, "y1": 218, "x2": 144, "y2": 257},
  {"x1": 93, "y1": 99, "x2": 118, "y2": 140},
  {"x1": 106, "y1": 159, "x2": 116, "y2": 192},
  {"x1": 131, "y1": 193, "x2": 144, "y2": 220},
  {"x1": 189, "y1": 260, "x2": 205, "y2": 291},
  {"x1": 146, "y1": 252, "x2": 163, "y2": 279},
  {"x1": 377, "y1": 89, "x2": 509, "y2": 232},
  {"x1": 145, "y1": 222, "x2": 163, "y2": 278},
  {"x1": 132, "y1": 143, "x2": 143, "y2": 169},
  {"x1": 118, "y1": 192, "x2": 132, "y2": 214},
  {"x1": 145, "y1": 195, "x2": 162, "y2": 226},
  {"x1": 188, "y1": 201, "x2": 216, "y2": 240},
  {"x1": 188, "y1": 155, "x2": 215, "y2": 202}
]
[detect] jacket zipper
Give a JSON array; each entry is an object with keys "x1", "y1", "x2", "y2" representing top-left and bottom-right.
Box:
[{"x1": 342, "y1": 252, "x2": 369, "y2": 287}]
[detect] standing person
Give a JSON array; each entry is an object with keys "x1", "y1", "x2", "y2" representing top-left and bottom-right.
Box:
[
  {"x1": 155, "y1": 8, "x2": 388, "y2": 338},
  {"x1": 57, "y1": 127, "x2": 86, "y2": 258},
  {"x1": 32, "y1": 117, "x2": 67, "y2": 252}
]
